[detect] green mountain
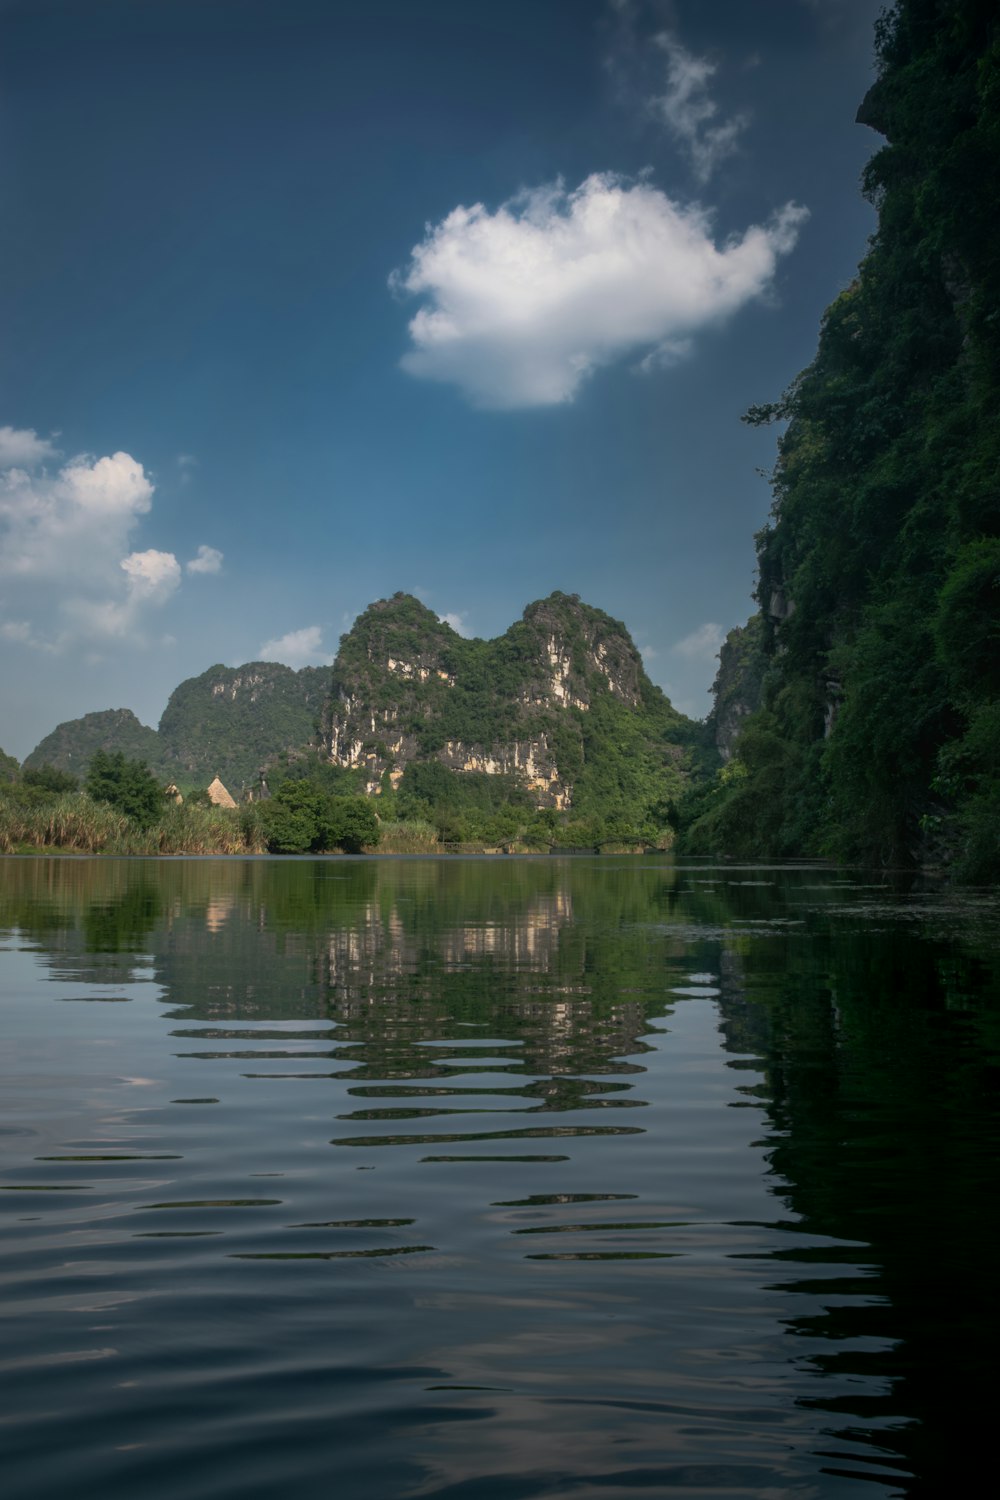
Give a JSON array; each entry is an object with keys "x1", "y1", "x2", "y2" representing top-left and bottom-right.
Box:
[
  {"x1": 22, "y1": 593, "x2": 709, "y2": 836},
  {"x1": 684, "y1": 0, "x2": 1000, "y2": 878},
  {"x1": 324, "y1": 591, "x2": 707, "y2": 833},
  {"x1": 157, "y1": 662, "x2": 330, "y2": 791},
  {"x1": 24, "y1": 709, "x2": 163, "y2": 779},
  {"x1": 24, "y1": 665, "x2": 329, "y2": 793}
]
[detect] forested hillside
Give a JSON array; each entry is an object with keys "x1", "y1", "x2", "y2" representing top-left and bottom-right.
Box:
[{"x1": 683, "y1": 0, "x2": 999, "y2": 879}]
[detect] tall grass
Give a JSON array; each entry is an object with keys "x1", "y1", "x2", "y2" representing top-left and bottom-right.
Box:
[
  {"x1": 374, "y1": 819, "x2": 440, "y2": 853},
  {"x1": 0, "y1": 793, "x2": 267, "y2": 856}
]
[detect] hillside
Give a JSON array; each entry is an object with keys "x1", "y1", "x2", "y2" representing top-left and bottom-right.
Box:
[
  {"x1": 23, "y1": 665, "x2": 329, "y2": 793},
  {"x1": 324, "y1": 591, "x2": 708, "y2": 833},
  {"x1": 683, "y1": 0, "x2": 1000, "y2": 878},
  {"x1": 24, "y1": 709, "x2": 164, "y2": 779},
  {"x1": 21, "y1": 592, "x2": 711, "y2": 838},
  {"x1": 157, "y1": 662, "x2": 330, "y2": 791}
]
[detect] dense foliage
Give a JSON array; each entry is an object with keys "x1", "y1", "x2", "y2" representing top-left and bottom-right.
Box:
[
  {"x1": 258, "y1": 781, "x2": 380, "y2": 854},
  {"x1": 682, "y1": 0, "x2": 1000, "y2": 878},
  {"x1": 24, "y1": 709, "x2": 163, "y2": 779},
  {"x1": 85, "y1": 751, "x2": 167, "y2": 829},
  {"x1": 158, "y1": 662, "x2": 329, "y2": 790}
]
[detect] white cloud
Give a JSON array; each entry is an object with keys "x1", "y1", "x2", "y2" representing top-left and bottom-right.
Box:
[
  {"x1": 650, "y1": 32, "x2": 748, "y2": 182},
  {"x1": 258, "y1": 625, "x2": 333, "y2": 668},
  {"x1": 671, "y1": 621, "x2": 725, "y2": 661},
  {"x1": 121, "y1": 549, "x2": 182, "y2": 603},
  {"x1": 0, "y1": 429, "x2": 190, "y2": 649},
  {"x1": 439, "y1": 611, "x2": 471, "y2": 636},
  {"x1": 393, "y1": 173, "x2": 806, "y2": 408},
  {"x1": 639, "y1": 642, "x2": 657, "y2": 661},
  {"x1": 0, "y1": 424, "x2": 57, "y2": 470},
  {"x1": 186, "y1": 544, "x2": 223, "y2": 575}
]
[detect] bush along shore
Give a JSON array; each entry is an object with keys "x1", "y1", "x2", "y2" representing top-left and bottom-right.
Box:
[{"x1": 0, "y1": 751, "x2": 677, "y2": 858}]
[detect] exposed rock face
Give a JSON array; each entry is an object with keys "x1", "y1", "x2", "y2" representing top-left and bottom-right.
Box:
[
  {"x1": 24, "y1": 665, "x2": 330, "y2": 790},
  {"x1": 23, "y1": 592, "x2": 705, "y2": 817},
  {"x1": 323, "y1": 591, "x2": 693, "y2": 805},
  {"x1": 707, "y1": 617, "x2": 766, "y2": 763},
  {"x1": 158, "y1": 661, "x2": 329, "y2": 789}
]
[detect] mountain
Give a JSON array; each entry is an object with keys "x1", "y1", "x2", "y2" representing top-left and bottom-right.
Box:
[
  {"x1": 157, "y1": 662, "x2": 329, "y2": 791},
  {"x1": 323, "y1": 591, "x2": 706, "y2": 826},
  {"x1": 685, "y1": 0, "x2": 1000, "y2": 879},
  {"x1": 24, "y1": 709, "x2": 163, "y2": 779},
  {"x1": 22, "y1": 592, "x2": 710, "y2": 831},
  {"x1": 24, "y1": 665, "x2": 328, "y2": 792}
]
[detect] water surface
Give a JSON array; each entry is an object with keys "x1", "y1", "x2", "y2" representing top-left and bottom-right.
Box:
[{"x1": 2, "y1": 855, "x2": 998, "y2": 1498}]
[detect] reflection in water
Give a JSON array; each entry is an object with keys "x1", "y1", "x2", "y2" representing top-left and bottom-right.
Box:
[{"x1": 0, "y1": 854, "x2": 998, "y2": 1499}]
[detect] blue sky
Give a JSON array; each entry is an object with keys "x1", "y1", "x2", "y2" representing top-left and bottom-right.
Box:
[{"x1": 0, "y1": 0, "x2": 883, "y2": 758}]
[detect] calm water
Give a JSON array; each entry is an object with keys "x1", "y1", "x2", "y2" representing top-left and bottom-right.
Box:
[{"x1": 2, "y1": 855, "x2": 998, "y2": 1499}]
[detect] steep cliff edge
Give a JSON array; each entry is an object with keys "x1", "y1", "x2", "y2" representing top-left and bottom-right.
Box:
[
  {"x1": 685, "y1": 0, "x2": 1000, "y2": 876},
  {"x1": 323, "y1": 591, "x2": 704, "y2": 821}
]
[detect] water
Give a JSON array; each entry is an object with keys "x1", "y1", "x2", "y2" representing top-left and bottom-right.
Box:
[{"x1": 1, "y1": 855, "x2": 998, "y2": 1499}]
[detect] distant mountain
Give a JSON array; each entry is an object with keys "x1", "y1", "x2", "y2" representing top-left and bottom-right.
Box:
[
  {"x1": 24, "y1": 665, "x2": 328, "y2": 792},
  {"x1": 22, "y1": 593, "x2": 711, "y2": 824},
  {"x1": 25, "y1": 709, "x2": 163, "y2": 779},
  {"x1": 157, "y1": 662, "x2": 329, "y2": 791}
]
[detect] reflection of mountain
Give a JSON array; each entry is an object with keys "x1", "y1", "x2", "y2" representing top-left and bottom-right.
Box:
[
  {"x1": 2, "y1": 855, "x2": 999, "y2": 1494},
  {"x1": 713, "y1": 926, "x2": 1000, "y2": 1494}
]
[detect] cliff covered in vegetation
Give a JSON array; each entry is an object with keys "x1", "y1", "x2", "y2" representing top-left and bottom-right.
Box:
[
  {"x1": 683, "y1": 0, "x2": 999, "y2": 879},
  {"x1": 20, "y1": 592, "x2": 710, "y2": 846}
]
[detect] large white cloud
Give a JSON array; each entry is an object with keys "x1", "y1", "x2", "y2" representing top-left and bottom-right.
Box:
[
  {"x1": 393, "y1": 174, "x2": 807, "y2": 408},
  {"x1": 0, "y1": 426, "x2": 182, "y2": 647},
  {"x1": 258, "y1": 625, "x2": 333, "y2": 668}
]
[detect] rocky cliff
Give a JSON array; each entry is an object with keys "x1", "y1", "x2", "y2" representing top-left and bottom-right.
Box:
[
  {"x1": 23, "y1": 592, "x2": 710, "y2": 824},
  {"x1": 323, "y1": 591, "x2": 703, "y2": 815}
]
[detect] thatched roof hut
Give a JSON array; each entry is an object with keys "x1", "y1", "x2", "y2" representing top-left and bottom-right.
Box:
[{"x1": 206, "y1": 775, "x2": 237, "y2": 809}]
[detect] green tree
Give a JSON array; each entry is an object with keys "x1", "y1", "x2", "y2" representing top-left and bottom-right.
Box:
[
  {"x1": 23, "y1": 765, "x2": 79, "y2": 794},
  {"x1": 85, "y1": 751, "x2": 165, "y2": 829}
]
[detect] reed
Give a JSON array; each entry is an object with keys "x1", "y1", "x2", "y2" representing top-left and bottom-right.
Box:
[
  {"x1": 0, "y1": 793, "x2": 268, "y2": 856},
  {"x1": 374, "y1": 819, "x2": 441, "y2": 853}
]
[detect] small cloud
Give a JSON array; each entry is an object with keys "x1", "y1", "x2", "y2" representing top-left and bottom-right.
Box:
[
  {"x1": 639, "y1": 642, "x2": 657, "y2": 661},
  {"x1": 177, "y1": 453, "x2": 197, "y2": 485},
  {"x1": 671, "y1": 621, "x2": 725, "y2": 661},
  {"x1": 0, "y1": 424, "x2": 57, "y2": 470},
  {"x1": 393, "y1": 173, "x2": 806, "y2": 408},
  {"x1": 186, "y1": 544, "x2": 223, "y2": 575},
  {"x1": 650, "y1": 31, "x2": 749, "y2": 182},
  {"x1": 121, "y1": 549, "x2": 181, "y2": 604},
  {"x1": 439, "y1": 611, "x2": 470, "y2": 636},
  {"x1": 258, "y1": 625, "x2": 333, "y2": 668}
]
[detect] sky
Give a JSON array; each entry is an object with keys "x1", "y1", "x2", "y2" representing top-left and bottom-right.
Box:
[{"x1": 0, "y1": 0, "x2": 885, "y2": 758}]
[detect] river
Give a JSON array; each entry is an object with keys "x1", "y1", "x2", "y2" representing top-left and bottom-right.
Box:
[{"x1": 1, "y1": 855, "x2": 998, "y2": 1498}]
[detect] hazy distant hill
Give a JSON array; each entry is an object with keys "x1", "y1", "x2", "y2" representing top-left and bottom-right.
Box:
[{"x1": 25, "y1": 708, "x2": 163, "y2": 779}]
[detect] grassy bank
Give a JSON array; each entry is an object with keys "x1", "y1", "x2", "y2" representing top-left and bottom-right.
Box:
[{"x1": 0, "y1": 794, "x2": 268, "y2": 856}]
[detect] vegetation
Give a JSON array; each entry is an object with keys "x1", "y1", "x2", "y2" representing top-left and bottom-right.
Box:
[
  {"x1": 680, "y1": 0, "x2": 1000, "y2": 879},
  {"x1": 24, "y1": 708, "x2": 162, "y2": 779},
  {"x1": 85, "y1": 750, "x2": 166, "y2": 829},
  {"x1": 258, "y1": 780, "x2": 380, "y2": 854}
]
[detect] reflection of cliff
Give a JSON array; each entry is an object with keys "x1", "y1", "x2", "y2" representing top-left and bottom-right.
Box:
[{"x1": 712, "y1": 926, "x2": 1000, "y2": 1495}]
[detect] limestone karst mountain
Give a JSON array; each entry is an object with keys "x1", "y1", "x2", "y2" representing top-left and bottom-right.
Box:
[{"x1": 22, "y1": 592, "x2": 712, "y2": 823}]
